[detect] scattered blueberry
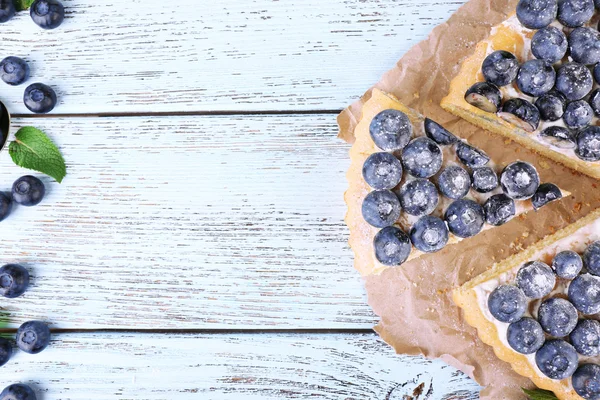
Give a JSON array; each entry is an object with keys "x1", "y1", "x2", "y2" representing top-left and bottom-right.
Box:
[
  {"x1": 373, "y1": 226, "x2": 412, "y2": 266},
  {"x1": 576, "y1": 126, "x2": 600, "y2": 162},
  {"x1": 570, "y1": 319, "x2": 600, "y2": 356},
  {"x1": 498, "y1": 98, "x2": 540, "y2": 132},
  {"x1": 552, "y1": 250, "x2": 583, "y2": 279},
  {"x1": 589, "y1": 89, "x2": 600, "y2": 117},
  {"x1": 482, "y1": 50, "x2": 520, "y2": 86},
  {"x1": 584, "y1": 241, "x2": 600, "y2": 276},
  {"x1": 456, "y1": 142, "x2": 490, "y2": 168},
  {"x1": 535, "y1": 339, "x2": 578, "y2": 380},
  {"x1": 483, "y1": 193, "x2": 516, "y2": 226},
  {"x1": 30, "y1": 0, "x2": 64, "y2": 30},
  {"x1": 0, "y1": 192, "x2": 11, "y2": 222},
  {"x1": 361, "y1": 190, "x2": 401, "y2": 228},
  {"x1": 594, "y1": 62, "x2": 600, "y2": 84},
  {"x1": 464, "y1": 82, "x2": 502, "y2": 113},
  {"x1": 539, "y1": 126, "x2": 576, "y2": 149},
  {"x1": 471, "y1": 167, "x2": 498, "y2": 193},
  {"x1": 409, "y1": 215, "x2": 449, "y2": 253},
  {"x1": 516, "y1": 59, "x2": 556, "y2": 97},
  {"x1": 444, "y1": 198, "x2": 485, "y2": 238},
  {"x1": 516, "y1": 0, "x2": 558, "y2": 29},
  {"x1": 0, "y1": 0, "x2": 15, "y2": 24},
  {"x1": 516, "y1": 261, "x2": 555, "y2": 299},
  {"x1": 397, "y1": 178, "x2": 439, "y2": 217},
  {"x1": 437, "y1": 165, "x2": 471, "y2": 199},
  {"x1": 0, "y1": 338, "x2": 11, "y2": 367},
  {"x1": 535, "y1": 91, "x2": 567, "y2": 121},
  {"x1": 507, "y1": 317, "x2": 545, "y2": 354},
  {"x1": 362, "y1": 152, "x2": 403, "y2": 190},
  {"x1": 556, "y1": 62, "x2": 594, "y2": 101},
  {"x1": 16, "y1": 321, "x2": 50, "y2": 354},
  {"x1": 532, "y1": 183, "x2": 563, "y2": 210},
  {"x1": 564, "y1": 100, "x2": 594, "y2": 129},
  {"x1": 12, "y1": 176, "x2": 45, "y2": 207},
  {"x1": 569, "y1": 273, "x2": 600, "y2": 314},
  {"x1": 0, "y1": 57, "x2": 29, "y2": 86},
  {"x1": 572, "y1": 364, "x2": 600, "y2": 399},
  {"x1": 401, "y1": 137, "x2": 443, "y2": 178},
  {"x1": 487, "y1": 284, "x2": 527, "y2": 323},
  {"x1": 558, "y1": 0, "x2": 595, "y2": 27},
  {"x1": 0, "y1": 384, "x2": 36, "y2": 400},
  {"x1": 0, "y1": 264, "x2": 30, "y2": 299},
  {"x1": 369, "y1": 109, "x2": 413, "y2": 151},
  {"x1": 569, "y1": 28, "x2": 600, "y2": 65},
  {"x1": 23, "y1": 83, "x2": 57, "y2": 114},
  {"x1": 500, "y1": 161, "x2": 540, "y2": 200},
  {"x1": 424, "y1": 118, "x2": 458, "y2": 145},
  {"x1": 531, "y1": 26, "x2": 568, "y2": 64}
]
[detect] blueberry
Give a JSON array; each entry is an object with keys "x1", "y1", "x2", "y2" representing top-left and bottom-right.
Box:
[
  {"x1": 0, "y1": 0, "x2": 15, "y2": 23},
  {"x1": 362, "y1": 152, "x2": 403, "y2": 190},
  {"x1": 597, "y1": 0, "x2": 600, "y2": 7},
  {"x1": 400, "y1": 137, "x2": 443, "y2": 178},
  {"x1": 569, "y1": 28, "x2": 600, "y2": 65},
  {"x1": 576, "y1": 126, "x2": 600, "y2": 162},
  {"x1": 369, "y1": 109, "x2": 413, "y2": 151},
  {"x1": 23, "y1": 83, "x2": 57, "y2": 114},
  {"x1": 424, "y1": 118, "x2": 459, "y2": 145},
  {"x1": 532, "y1": 183, "x2": 563, "y2": 210},
  {"x1": 16, "y1": 321, "x2": 50, "y2": 354},
  {"x1": 409, "y1": 215, "x2": 449, "y2": 253},
  {"x1": 444, "y1": 199, "x2": 485, "y2": 238},
  {"x1": 471, "y1": 167, "x2": 498, "y2": 193},
  {"x1": 500, "y1": 161, "x2": 540, "y2": 200},
  {"x1": 573, "y1": 364, "x2": 600, "y2": 399},
  {"x1": 535, "y1": 339, "x2": 578, "y2": 380},
  {"x1": 535, "y1": 91, "x2": 566, "y2": 121},
  {"x1": 516, "y1": 0, "x2": 558, "y2": 29},
  {"x1": 0, "y1": 384, "x2": 36, "y2": 400},
  {"x1": 12, "y1": 176, "x2": 45, "y2": 207},
  {"x1": 487, "y1": 285, "x2": 527, "y2": 323},
  {"x1": 552, "y1": 250, "x2": 583, "y2": 279},
  {"x1": 464, "y1": 82, "x2": 502, "y2": 113},
  {"x1": 594, "y1": 63, "x2": 600, "y2": 84},
  {"x1": 0, "y1": 338, "x2": 11, "y2": 367},
  {"x1": 456, "y1": 142, "x2": 490, "y2": 168},
  {"x1": 397, "y1": 179, "x2": 439, "y2": 217},
  {"x1": 507, "y1": 317, "x2": 545, "y2": 354},
  {"x1": 516, "y1": 261, "x2": 556, "y2": 298},
  {"x1": 0, "y1": 264, "x2": 30, "y2": 299},
  {"x1": 0, "y1": 192, "x2": 11, "y2": 222},
  {"x1": 373, "y1": 226, "x2": 412, "y2": 266},
  {"x1": 571, "y1": 320, "x2": 600, "y2": 356},
  {"x1": 531, "y1": 26, "x2": 568, "y2": 64},
  {"x1": 482, "y1": 51, "x2": 520, "y2": 87},
  {"x1": 498, "y1": 98, "x2": 541, "y2": 132},
  {"x1": 558, "y1": 0, "x2": 594, "y2": 27},
  {"x1": 0, "y1": 57, "x2": 29, "y2": 86},
  {"x1": 589, "y1": 89, "x2": 600, "y2": 117},
  {"x1": 556, "y1": 62, "x2": 594, "y2": 100},
  {"x1": 361, "y1": 190, "x2": 401, "y2": 228},
  {"x1": 483, "y1": 193, "x2": 516, "y2": 226},
  {"x1": 437, "y1": 166, "x2": 471, "y2": 200},
  {"x1": 564, "y1": 100, "x2": 594, "y2": 129},
  {"x1": 539, "y1": 126, "x2": 576, "y2": 149},
  {"x1": 584, "y1": 241, "x2": 600, "y2": 276},
  {"x1": 539, "y1": 298, "x2": 578, "y2": 336},
  {"x1": 569, "y1": 273, "x2": 600, "y2": 314},
  {"x1": 30, "y1": 0, "x2": 64, "y2": 30},
  {"x1": 516, "y1": 59, "x2": 556, "y2": 97}
]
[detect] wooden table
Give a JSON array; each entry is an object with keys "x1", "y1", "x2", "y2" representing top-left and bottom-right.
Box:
[{"x1": 0, "y1": 1, "x2": 482, "y2": 398}]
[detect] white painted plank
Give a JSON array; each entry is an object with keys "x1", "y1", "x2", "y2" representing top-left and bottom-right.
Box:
[
  {"x1": 0, "y1": 0, "x2": 464, "y2": 114},
  {"x1": 0, "y1": 332, "x2": 479, "y2": 399},
  {"x1": 0, "y1": 114, "x2": 375, "y2": 329}
]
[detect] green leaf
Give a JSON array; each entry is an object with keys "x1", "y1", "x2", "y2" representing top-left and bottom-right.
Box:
[
  {"x1": 9, "y1": 127, "x2": 66, "y2": 183},
  {"x1": 13, "y1": 0, "x2": 35, "y2": 11},
  {"x1": 522, "y1": 388, "x2": 559, "y2": 400}
]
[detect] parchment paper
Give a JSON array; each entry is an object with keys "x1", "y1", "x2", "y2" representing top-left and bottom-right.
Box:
[{"x1": 338, "y1": 0, "x2": 600, "y2": 397}]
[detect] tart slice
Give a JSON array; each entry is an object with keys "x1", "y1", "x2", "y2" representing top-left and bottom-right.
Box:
[
  {"x1": 441, "y1": 1, "x2": 600, "y2": 180},
  {"x1": 453, "y1": 208, "x2": 600, "y2": 400},
  {"x1": 346, "y1": 89, "x2": 569, "y2": 277}
]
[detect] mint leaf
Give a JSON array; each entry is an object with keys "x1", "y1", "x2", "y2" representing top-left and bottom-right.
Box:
[
  {"x1": 522, "y1": 388, "x2": 559, "y2": 400},
  {"x1": 9, "y1": 127, "x2": 66, "y2": 183},
  {"x1": 13, "y1": 0, "x2": 35, "y2": 11}
]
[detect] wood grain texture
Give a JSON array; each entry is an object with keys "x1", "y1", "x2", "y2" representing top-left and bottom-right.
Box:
[
  {"x1": 0, "y1": 332, "x2": 479, "y2": 399},
  {"x1": 0, "y1": 0, "x2": 464, "y2": 114}
]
